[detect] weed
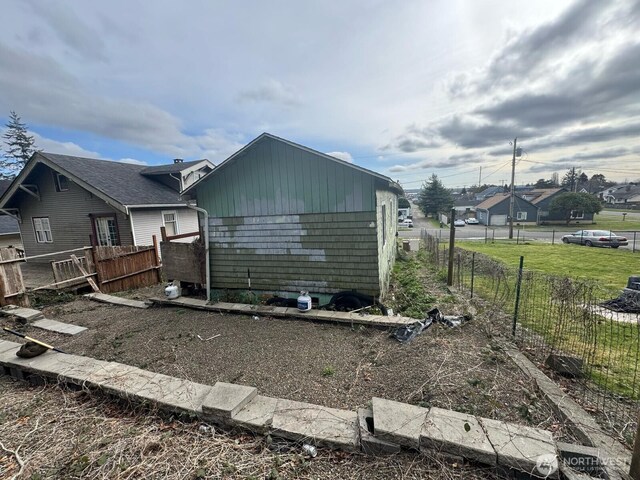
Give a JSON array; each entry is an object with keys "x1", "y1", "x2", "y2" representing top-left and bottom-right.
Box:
[{"x1": 321, "y1": 365, "x2": 335, "y2": 377}]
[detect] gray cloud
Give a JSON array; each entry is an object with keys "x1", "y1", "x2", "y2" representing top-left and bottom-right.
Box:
[
  {"x1": 526, "y1": 146, "x2": 637, "y2": 173},
  {"x1": 383, "y1": 124, "x2": 442, "y2": 152},
  {"x1": 237, "y1": 79, "x2": 301, "y2": 107}
]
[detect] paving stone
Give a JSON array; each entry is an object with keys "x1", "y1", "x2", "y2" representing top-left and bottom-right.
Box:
[
  {"x1": 371, "y1": 397, "x2": 429, "y2": 449},
  {"x1": 0, "y1": 306, "x2": 44, "y2": 321},
  {"x1": 479, "y1": 417, "x2": 557, "y2": 478},
  {"x1": 86, "y1": 363, "x2": 156, "y2": 397},
  {"x1": 556, "y1": 442, "x2": 605, "y2": 478},
  {"x1": 357, "y1": 407, "x2": 401, "y2": 455},
  {"x1": 134, "y1": 373, "x2": 212, "y2": 414},
  {"x1": 0, "y1": 344, "x2": 22, "y2": 365},
  {"x1": 1, "y1": 350, "x2": 71, "y2": 376},
  {"x1": 85, "y1": 293, "x2": 149, "y2": 309},
  {"x1": 202, "y1": 382, "x2": 257, "y2": 420},
  {"x1": 271, "y1": 399, "x2": 359, "y2": 451},
  {"x1": 421, "y1": 407, "x2": 496, "y2": 465},
  {"x1": 232, "y1": 395, "x2": 279, "y2": 433},
  {"x1": 0, "y1": 340, "x2": 21, "y2": 355},
  {"x1": 56, "y1": 356, "x2": 112, "y2": 386},
  {"x1": 32, "y1": 319, "x2": 87, "y2": 335}
]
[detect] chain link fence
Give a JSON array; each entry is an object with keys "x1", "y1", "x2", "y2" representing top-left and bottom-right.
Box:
[{"x1": 421, "y1": 229, "x2": 640, "y2": 445}]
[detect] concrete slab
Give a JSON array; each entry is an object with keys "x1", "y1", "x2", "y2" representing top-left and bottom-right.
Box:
[
  {"x1": 421, "y1": 407, "x2": 496, "y2": 465},
  {"x1": 0, "y1": 339, "x2": 21, "y2": 354},
  {"x1": 371, "y1": 397, "x2": 429, "y2": 449},
  {"x1": 56, "y1": 356, "x2": 112, "y2": 386},
  {"x1": 479, "y1": 417, "x2": 557, "y2": 478},
  {"x1": 202, "y1": 382, "x2": 258, "y2": 420},
  {"x1": 556, "y1": 442, "x2": 605, "y2": 478},
  {"x1": 357, "y1": 407, "x2": 401, "y2": 455},
  {"x1": 85, "y1": 293, "x2": 149, "y2": 309},
  {"x1": 271, "y1": 399, "x2": 359, "y2": 451},
  {"x1": 32, "y1": 319, "x2": 87, "y2": 335},
  {"x1": 0, "y1": 344, "x2": 22, "y2": 365},
  {"x1": 86, "y1": 363, "x2": 156, "y2": 397},
  {"x1": 1, "y1": 350, "x2": 72, "y2": 376},
  {"x1": 232, "y1": 395, "x2": 279, "y2": 433},
  {"x1": 0, "y1": 306, "x2": 44, "y2": 321},
  {"x1": 134, "y1": 373, "x2": 212, "y2": 413}
]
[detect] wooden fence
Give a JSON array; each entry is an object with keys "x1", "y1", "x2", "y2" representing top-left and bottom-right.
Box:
[
  {"x1": 92, "y1": 242, "x2": 161, "y2": 294},
  {"x1": 0, "y1": 248, "x2": 29, "y2": 307}
]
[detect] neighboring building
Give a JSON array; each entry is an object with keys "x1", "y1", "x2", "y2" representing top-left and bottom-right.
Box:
[
  {"x1": 0, "y1": 153, "x2": 214, "y2": 259},
  {"x1": 183, "y1": 133, "x2": 402, "y2": 300},
  {"x1": 475, "y1": 185, "x2": 532, "y2": 201},
  {"x1": 600, "y1": 184, "x2": 640, "y2": 207},
  {"x1": 475, "y1": 194, "x2": 538, "y2": 226},
  {"x1": 0, "y1": 180, "x2": 22, "y2": 249},
  {"x1": 454, "y1": 197, "x2": 480, "y2": 217},
  {"x1": 525, "y1": 188, "x2": 595, "y2": 224}
]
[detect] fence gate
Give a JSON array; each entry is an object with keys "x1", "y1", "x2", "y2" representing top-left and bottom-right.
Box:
[{"x1": 0, "y1": 248, "x2": 28, "y2": 307}]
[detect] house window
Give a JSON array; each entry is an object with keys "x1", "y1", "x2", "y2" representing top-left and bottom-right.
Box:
[
  {"x1": 162, "y1": 211, "x2": 179, "y2": 236},
  {"x1": 54, "y1": 173, "x2": 69, "y2": 192},
  {"x1": 516, "y1": 211, "x2": 527, "y2": 221},
  {"x1": 33, "y1": 217, "x2": 53, "y2": 243},
  {"x1": 93, "y1": 216, "x2": 119, "y2": 246},
  {"x1": 571, "y1": 210, "x2": 584, "y2": 219},
  {"x1": 381, "y1": 204, "x2": 386, "y2": 246}
]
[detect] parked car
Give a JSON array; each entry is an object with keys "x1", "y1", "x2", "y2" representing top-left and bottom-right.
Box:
[
  {"x1": 399, "y1": 219, "x2": 414, "y2": 228},
  {"x1": 561, "y1": 230, "x2": 628, "y2": 248},
  {"x1": 465, "y1": 218, "x2": 479, "y2": 225},
  {"x1": 453, "y1": 219, "x2": 466, "y2": 227}
]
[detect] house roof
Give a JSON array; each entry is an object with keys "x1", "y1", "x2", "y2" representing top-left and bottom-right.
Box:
[
  {"x1": 528, "y1": 188, "x2": 566, "y2": 205},
  {"x1": 475, "y1": 193, "x2": 511, "y2": 210},
  {"x1": 0, "y1": 215, "x2": 19, "y2": 235},
  {"x1": 183, "y1": 132, "x2": 402, "y2": 196},
  {"x1": 140, "y1": 159, "x2": 209, "y2": 176},
  {"x1": 0, "y1": 153, "x2": 191, "y2": 213}
]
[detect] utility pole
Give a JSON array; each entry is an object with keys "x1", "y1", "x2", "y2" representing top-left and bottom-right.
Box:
[
  {"x1": 478, "y1": 166, "x2": 482, "y2": 188},
  {"x1": 508, "y1": 138, "x2": 518, "y2": 240}
]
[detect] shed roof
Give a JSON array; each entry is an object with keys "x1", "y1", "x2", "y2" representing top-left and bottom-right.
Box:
[
  {"x1": 475, "y1": 194, "x2": 511, "y2": 210},
  {"x1": 183, "y1": 133, "x2": 401, "y2": 196}
]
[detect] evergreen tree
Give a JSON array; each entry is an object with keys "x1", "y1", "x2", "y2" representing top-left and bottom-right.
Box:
[
  {"x1": 417, "y1": 174, "x2": 453, "y2": 217},
  {"x1": 2, "y1": 111, "x2": 37, "y2": 178}
]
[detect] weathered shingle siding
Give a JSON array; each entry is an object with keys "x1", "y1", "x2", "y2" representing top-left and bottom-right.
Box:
[
  {"x1": 209, "y1": 212, "x2": 379, "y2": 295},
  {"x1": 130, "y1": 207, "x2": 199, "y2": 246},
  {"x1": 376, "y1": 189, "x2": 397, "y2": 297},
  {"x1": 197, "y1": 137, "x2": 376, "y2": 217},
  {"x1": 11, "y1": 164, "x2": 132, "y2": 258}
]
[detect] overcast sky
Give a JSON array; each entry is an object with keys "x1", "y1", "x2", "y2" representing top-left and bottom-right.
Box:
[{"x1": 2, "y1": 0, "x2": 639, "y2": 189}]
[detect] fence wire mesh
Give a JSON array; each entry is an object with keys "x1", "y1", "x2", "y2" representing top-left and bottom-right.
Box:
[{"x1": 421, "y1": 229, "x2": 640, "y2": 445}]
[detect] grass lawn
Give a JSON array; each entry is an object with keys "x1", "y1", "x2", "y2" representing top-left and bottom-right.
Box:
[
  {"x1": 589, "y1": 215, "x2": 640, "y2": 232},
  {"x1": 457, "y1": 240, "x2": 637, "y2": 290}
]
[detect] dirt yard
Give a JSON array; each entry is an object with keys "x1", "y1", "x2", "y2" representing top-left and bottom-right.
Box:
[{"x1": 1, "y1": 293, "x2": 571, "y2": 437}]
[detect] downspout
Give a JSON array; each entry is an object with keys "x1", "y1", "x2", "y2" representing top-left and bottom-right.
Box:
[{"x1": 187, "y1": 204, "x2": 211, "y2": 302}]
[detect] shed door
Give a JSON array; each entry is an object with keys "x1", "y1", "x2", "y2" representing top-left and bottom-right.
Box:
[{"x1": 490, "y1": 214, "x2": 507, "y2": 226}]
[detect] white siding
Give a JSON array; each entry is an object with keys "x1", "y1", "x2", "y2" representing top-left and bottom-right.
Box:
[{"x1": 130, "y1": 208, "x2": 199, "y2": 246}]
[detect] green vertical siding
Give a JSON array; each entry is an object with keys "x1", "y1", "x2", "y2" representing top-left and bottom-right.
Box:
[{"x1": 197, "y1": 136, "x2": 376, "y2": 217}]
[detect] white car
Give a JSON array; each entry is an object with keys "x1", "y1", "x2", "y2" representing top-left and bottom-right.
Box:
[
  {"x1": 465, "y1": 218, "x2": 479, "y2": 225},
  {"x1": 453, "y1": 219, "x2": 466, "y2": 227},
  {"x1": 399, "y1": 219, "x2": 414, "y2": 228}
]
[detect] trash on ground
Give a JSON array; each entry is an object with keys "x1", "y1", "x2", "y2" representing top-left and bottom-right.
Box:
[
  {"x1": 321, "y1": 291, "x2": 388, "y2": 315},
  {"x1": 17, "y1": 341, "x2": 49, "y2": 358},
  {"x1": 197, "y1": 334, "x2": 221, "y2": 341},
  {"x1": 393, "y1": 308, "x2": 471, "y2": 343},
  {"x1": 302, "y1": 444, "x2": 317, "y2": 458}
]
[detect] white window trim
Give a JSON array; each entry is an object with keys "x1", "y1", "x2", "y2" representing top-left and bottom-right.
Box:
[
  {"x1": 162, "y1": 210, "x2": 179, "y2": 236},
  {"x1": 33, "y1": 217, "x2": 53, "y2": 243},
  {"x1": 54, "y1": 173, "x2": 69, "y2": 192},
  {"x1": 571, "y1": 210, "x2": 584, "y2": 219},
  {"x1": 516, "y1": 211, "x2": 527, "y2": 221}
]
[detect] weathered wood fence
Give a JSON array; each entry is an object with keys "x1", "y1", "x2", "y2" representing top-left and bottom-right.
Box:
[
  {"x1": 159, "y1": 227, "x2": 205, "y2": 285},
  {"x1": 0, "y1": 237, "x2": 162, "y2": 304}
]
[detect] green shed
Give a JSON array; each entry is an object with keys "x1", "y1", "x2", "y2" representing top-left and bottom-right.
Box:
[{"x1": 182, "y1": 133, "x2": 401, "y2": 301}]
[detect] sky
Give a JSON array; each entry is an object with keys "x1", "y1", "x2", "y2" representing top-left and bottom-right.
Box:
[{"x1": 1, "y1": 0, "x2": 639, "y2": 189}]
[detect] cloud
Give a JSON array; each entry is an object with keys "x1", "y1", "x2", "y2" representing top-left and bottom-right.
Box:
[
  {"x1": 30, "y1": 132, "x2": 102, "y2": 158},
  {"x1": 237, "y1": 79, "x2": 301, "y2": 107},
  {"x1": 118, "y1": 158, "x2": 147, "y2": 165},
  {"x1": 383, "y1": 124, "x2": 442, "y2": 152},
  {"x1": 326, "y1": 151, "x2": 353, "y2": 163},
  {"x1": 389, "y1": 165, "x2": 408, "y2": 173},
  {"x1": 0, "y1": 42, "x2": 243, "y2": 160}
]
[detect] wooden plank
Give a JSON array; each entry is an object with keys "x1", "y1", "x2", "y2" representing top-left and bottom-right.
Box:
[
  {"x1": 100, "y1": 266, "x2": 160, "y2": 285},
  {"x1": 71, "y1": 254, "x2": 101, "y2": 293},
  {"x1": 164, "y1": 230, "x2": 200, "y2": 241}
]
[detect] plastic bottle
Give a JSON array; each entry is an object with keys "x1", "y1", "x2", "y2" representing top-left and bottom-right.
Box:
[{"x1": 297, "y1": 291, "x2": 312, "y2": 312}]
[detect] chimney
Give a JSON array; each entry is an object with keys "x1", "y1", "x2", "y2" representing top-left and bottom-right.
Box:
[{"x1": 173, "y1": 158, "x2": 184, "y2": 164}]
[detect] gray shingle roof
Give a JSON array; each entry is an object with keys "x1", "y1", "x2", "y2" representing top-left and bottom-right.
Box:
[
  {"x1": 40, "y1": 153, "x2": 187, "y2": 206},
  {"x1": 140, "y1": 159, "x2": 207, "y2": 176}
]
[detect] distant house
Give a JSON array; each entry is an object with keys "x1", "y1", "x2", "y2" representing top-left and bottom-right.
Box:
[
  {"x1": 454, "y1": 197, "x2": 480, "y2": 217},
  {"x1": 0, "y1": 180, "x2": 21, "y2": 249},
  {"x1": 0, "y1": 153, "x2": 214, "y2": 260},
  {"x1": 525, "y1": 188, "x2": 595, "y2": 224},
  {"x1": 183, "y1": 133, "x2": 402, "y2": 301},
  {"x1": 475, "y1": 185, "x2": 532, "y2": 201},
  {"x1": 601, "y1": 184, "x2": 640, "y2": 207},
  {"x1": 475, "y1": 194, "x2": 538, "y2": 226}
]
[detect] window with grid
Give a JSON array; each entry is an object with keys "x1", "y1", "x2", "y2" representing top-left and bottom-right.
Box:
[
  {"x1": 516, "y1": 211, "x2": 527, "y2": 221},
  {"x1": 163, "y1": 211, "x2": 178, "y2": 236},
  {"x1": 33, "y1": 217, "x2": 53, "y2": 243}
]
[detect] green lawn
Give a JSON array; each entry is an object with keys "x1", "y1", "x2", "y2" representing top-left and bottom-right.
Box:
[{"x1": 457, "y1": 240, "x2": 637, "y2": 290}]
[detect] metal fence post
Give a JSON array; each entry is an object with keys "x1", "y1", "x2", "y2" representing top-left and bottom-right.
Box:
[
  {"x1": 512, "y1": 255, "x2": 524, "y2": 337},
  {"x1": 447, "y1": 208, "x2": 456, "y2": 286},
  {"x1": 552, "y1": 229, "x2": 555, "y2": 245},
  {"x1": 634, "y1": 231, "x2": 637, "y2": 253},
  {"x1": 470, "y1": 252, "x2": 476, "y2": 299},
  {"x1": 484, "y1": 227, "x2": 488, "y2": 244},
  {"x1": 492, "y1": 229, "x2": 495, "y2": 243},
  {"x1": 517, "y1": 228, "x2": 520, "y2": 245}
]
